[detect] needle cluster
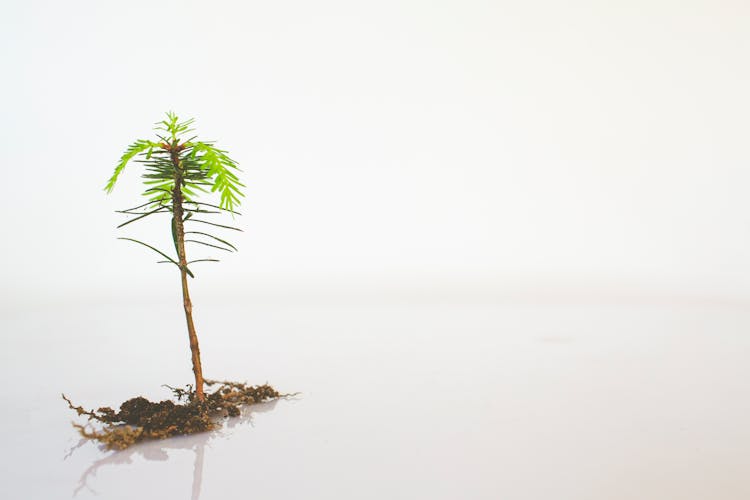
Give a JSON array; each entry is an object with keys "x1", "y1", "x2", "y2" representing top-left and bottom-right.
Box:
[{"x1": 104, "y1": 111, "x2": 244, "y2": 277}]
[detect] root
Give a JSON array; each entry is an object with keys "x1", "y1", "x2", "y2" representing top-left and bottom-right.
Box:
[{"x1": 63, "y1": 381, "x2": 281, "y2": 450}]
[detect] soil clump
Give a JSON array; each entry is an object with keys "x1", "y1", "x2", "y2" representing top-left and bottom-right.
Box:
[{"x1": 63, "y1": 379, "x2": 280, "y2": 449}]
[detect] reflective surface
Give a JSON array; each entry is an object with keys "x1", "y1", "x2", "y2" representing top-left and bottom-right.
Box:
[{"x1": 2, "y1": 296, "x2": 750, "y2": 499}]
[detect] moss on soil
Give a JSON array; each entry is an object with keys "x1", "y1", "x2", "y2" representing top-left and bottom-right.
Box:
[{"x1": 63, "y1": 379, "x2": 281, "y2": 450}]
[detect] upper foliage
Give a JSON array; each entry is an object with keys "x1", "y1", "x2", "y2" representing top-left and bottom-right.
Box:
[
  {"x1": 104, "y1": 112, "x2": 244, "y2": 212},
  {"x1": 105, "y1": 112, "x2": 244, "y2": 276}
]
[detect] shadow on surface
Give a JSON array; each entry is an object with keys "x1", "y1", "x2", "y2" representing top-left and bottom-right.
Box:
[{"x1": 67, "y1": 399, "x2": 283, "y2": 499}]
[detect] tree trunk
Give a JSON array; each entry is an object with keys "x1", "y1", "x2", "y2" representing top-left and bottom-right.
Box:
[{"x1": 171, "y1": 147, "x2": 205, "y2": 401}]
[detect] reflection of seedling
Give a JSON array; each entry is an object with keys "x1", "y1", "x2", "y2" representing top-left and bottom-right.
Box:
[
  {"x1": 105, "y1": 112, "x2": 244, "y2": 400},
  {"x1": 67, "y1": 398, "x2": 284, "y2": 498},
  {"x1": 63, "y1": 113, "x2": 285, "y2": 448}
]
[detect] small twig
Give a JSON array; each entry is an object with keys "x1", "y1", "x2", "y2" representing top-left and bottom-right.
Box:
[{"x1": 62, "y1": 394, "x2": 101, "y2": 421}]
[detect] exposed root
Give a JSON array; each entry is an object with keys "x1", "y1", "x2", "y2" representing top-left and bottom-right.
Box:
[{"x1": 63, "y1": 381, "x2": 282, "y2": 450}]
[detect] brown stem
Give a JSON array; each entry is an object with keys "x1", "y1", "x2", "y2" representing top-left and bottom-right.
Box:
[{"x1": 171, "y1": 146, "x2": 205, "y2": 401}]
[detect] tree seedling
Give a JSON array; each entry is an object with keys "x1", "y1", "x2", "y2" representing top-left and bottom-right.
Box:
[
  {"x1": 106, "y1": 111, "x2": 244, "y2": 402},
  {"x1": 63, "y1": 112, "x2": 281, "y2": 449}
]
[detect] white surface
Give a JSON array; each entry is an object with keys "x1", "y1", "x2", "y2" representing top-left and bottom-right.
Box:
[{"x1": 2, "y1": 295, "x2": 750, "y2": 499}]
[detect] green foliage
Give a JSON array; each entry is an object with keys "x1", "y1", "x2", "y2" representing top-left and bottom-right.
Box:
[
  {"x1": 188, "y1": 142, "x2": 243, "y2": 212},
  {"x1": 106, "y1": 112, "x2": 244, "y2": 276},
  {"x1": 104, "y1": 139, "x2": 159, "y2": 194},
  {"x1": 105, "y1": 111, "x2": 244, "y2": 212}
]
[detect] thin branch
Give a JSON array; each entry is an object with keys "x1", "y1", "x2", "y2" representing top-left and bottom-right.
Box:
[
  {"x1": 157, "y1": 258, "x2": 219, "y2": 265},
  {"x1": 118, "y1": 199, "x2": 169, "y2": 213},
  {"x1": 183, "y1": 209, "x2": 220, "y2": 214},
  {"x1": 143, "y1": 187, "x2": 173, "y2": 194},
  {"x1": 186, "y1": 219, "x2": 243, "y2": 232},
  {"x1": 185, "y1": 231, "x2": 238, "y2": 251},
  {"x1": 116, "y1": 206, "x2": 169, "y2": 229},
  {"x1": 185, "y1": 239, "x2": 234, "y2": 252},
  {"x1": 185, "y1": 201, "x2": 242, "y2": 216},
  {"x1": 116, "y1": 210, "x2": 170, "y2": 215},
  {"x1": 118, "y1": 237, "x2": 177, "y2": 263}
]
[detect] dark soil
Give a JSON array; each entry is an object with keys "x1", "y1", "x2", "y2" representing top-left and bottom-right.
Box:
[{"x1": 63, "y1": 379, "x2": 281, "y2": 450}]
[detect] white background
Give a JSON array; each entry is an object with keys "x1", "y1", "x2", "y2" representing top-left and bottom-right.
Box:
[
  {"x1": 3, "y1": 0, "x2": 750, "y2": 306},
  {"x1": 2, "y1": 2, "x2": 750, "y2": 499}
]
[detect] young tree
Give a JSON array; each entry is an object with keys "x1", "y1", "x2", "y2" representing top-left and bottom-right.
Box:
[{"x1": 105, "y1": 112, "x2": 244, "y2": 401}]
